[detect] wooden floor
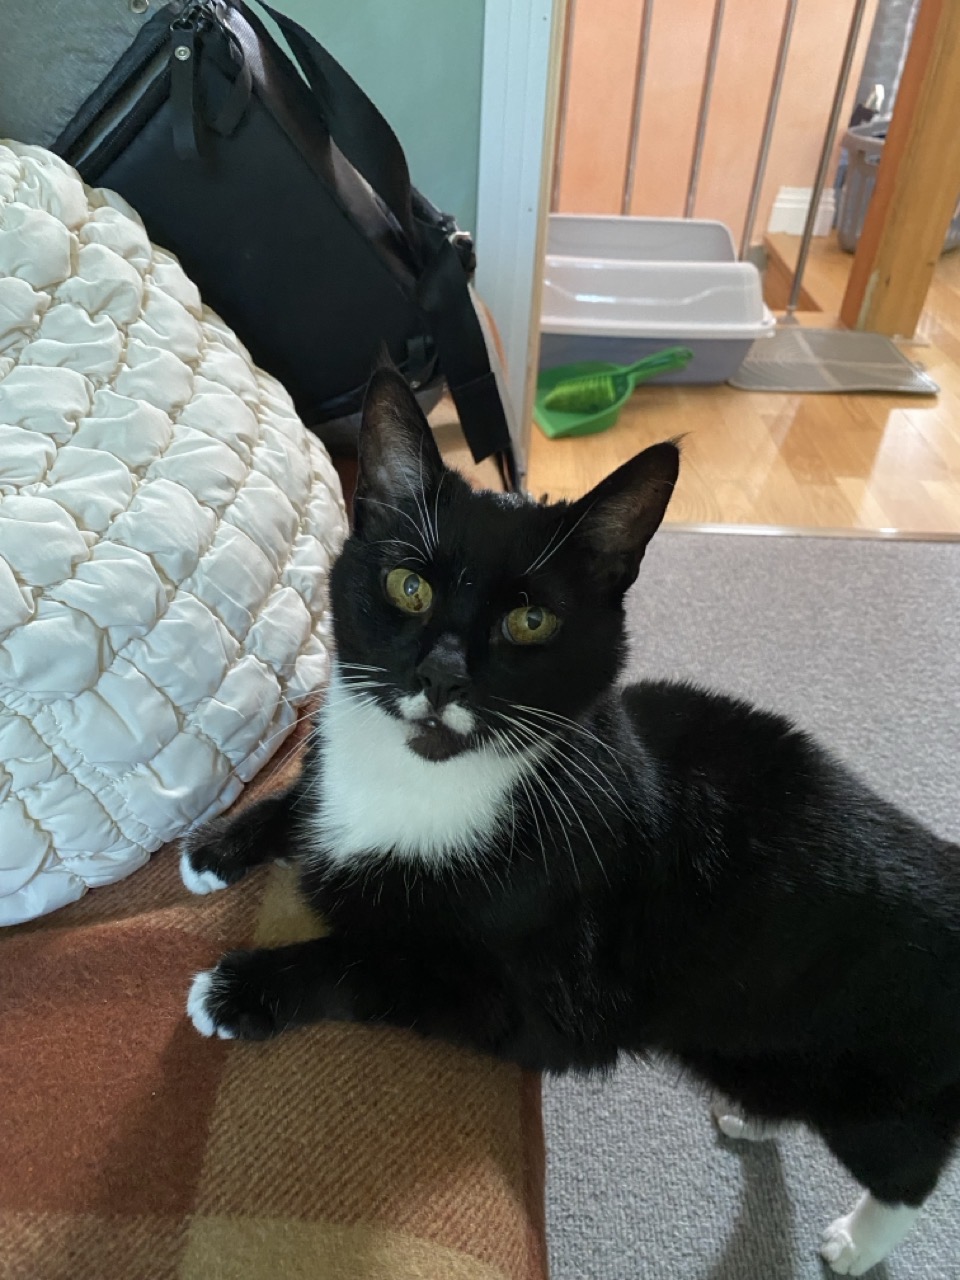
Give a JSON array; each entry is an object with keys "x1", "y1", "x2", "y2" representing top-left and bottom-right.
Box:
[{"x1": 439, "y1": 234, "x2": 960, "y2": 534}]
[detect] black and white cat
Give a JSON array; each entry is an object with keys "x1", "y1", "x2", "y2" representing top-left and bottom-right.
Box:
[{"x1": 183, "y1": 367, "x2": 960, "y2": 1276}]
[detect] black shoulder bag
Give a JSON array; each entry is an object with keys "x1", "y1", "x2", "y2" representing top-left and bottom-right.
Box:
[{"x1": 54, "y1": 0, "x2": 517, "y2": 486}]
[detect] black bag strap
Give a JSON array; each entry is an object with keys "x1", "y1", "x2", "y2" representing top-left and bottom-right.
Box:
[
  {"x1": 257, "y1": 1, "x2": 416, "y2": 247},
  {"x1": 415, "y1": 222, "x2": 514, "y2": 468},
  {"x1": 254, "y1": 1, "x2": 515, "y2": 474}
]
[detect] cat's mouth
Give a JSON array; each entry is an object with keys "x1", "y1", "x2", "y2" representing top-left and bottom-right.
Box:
[
  {"x1": 406, "y1": 716, "x2": 471, "y2": 762},
  {"x1": 396, "y1": 691, "x2": 476, "y2": 762}
]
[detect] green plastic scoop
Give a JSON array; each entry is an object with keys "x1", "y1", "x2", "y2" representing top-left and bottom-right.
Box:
[{"x1": 534, "y1": 346, "x2": 694, "y2": 440}]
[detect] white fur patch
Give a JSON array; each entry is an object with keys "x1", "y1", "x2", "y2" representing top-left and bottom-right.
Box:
[
  {"x1": 186, "y1": 969, "x2": 235, "y2": 1040},
  {"x1": 397, "y1": 691, "x2": 430, "y2": 721},
  {"x1": 179, "y1": 849, "x2": 229, "y2": 896},
  {"x1": 397, "y1": 690, "x2": 475, "y2": 736},
  {"x1": 442, "y1": 702, "x2": 475, "y2": 735},
  {"x1": 821, "y1": 1193, "x2": 919, "y2": 1275},
  {"x1": 310, "y1": 667, "x2": 539, "y2": 865}
]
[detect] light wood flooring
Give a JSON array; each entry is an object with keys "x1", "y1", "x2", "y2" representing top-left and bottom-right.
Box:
[{"x1": 438, "y1": 234, "x2": 960, "y2": 534}]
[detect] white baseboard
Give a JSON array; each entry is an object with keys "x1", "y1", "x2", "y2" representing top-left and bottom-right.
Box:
[{"x1": 767, "y1": 186, "x2": 837, "y2": 237}]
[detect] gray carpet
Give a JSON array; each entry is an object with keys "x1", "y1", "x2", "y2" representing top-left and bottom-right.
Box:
[{"x1": 545, "y1": 528, "x2": 960, "y2": 1280}]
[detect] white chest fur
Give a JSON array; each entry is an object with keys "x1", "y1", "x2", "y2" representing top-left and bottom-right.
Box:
[{"x1": 309, "y1": 670, "x2": 537, "y2": 866}]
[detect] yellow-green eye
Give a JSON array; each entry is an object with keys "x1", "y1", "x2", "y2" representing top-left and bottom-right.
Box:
[
  {"x1": 503, "y1": 605, "x2": 559, "y2": 645},
  {"x1": 385, "y1": 567, "x2": 433, "y2": 614}
]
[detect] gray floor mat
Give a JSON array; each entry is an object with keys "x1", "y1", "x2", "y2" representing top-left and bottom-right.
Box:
[
  {"x1": 545, "y1": 529, "x2": 960, "y2": 1280},
  {"x1": 729, "y1": 327, "x2": 940, "y2": 394}
]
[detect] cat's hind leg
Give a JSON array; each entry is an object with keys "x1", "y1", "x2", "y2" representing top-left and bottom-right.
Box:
[
  {"x1": 818, "y1": 1108, "x2": 957, "y2": 1275},
  {"x1": 820, "y1": 1193, "x2": 918, "y2": 1276},
  {"x1": 710, "y1": 1096, "x2": 786, "y2": 1142},
  {"x1": 180, "y1": 788, "x2": 300, "y2": 894}
]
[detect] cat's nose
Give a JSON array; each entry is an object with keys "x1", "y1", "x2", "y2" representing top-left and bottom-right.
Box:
[
  {"x1": 418, "y1": 664, "x2": 469, "y2": 709},
  {"x1": 416, "y1": 637, "x2": 469, "y2": 710}
]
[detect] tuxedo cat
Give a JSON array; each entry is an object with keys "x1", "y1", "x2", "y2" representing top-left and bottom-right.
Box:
[{"x1": 184, "y1": 367, "x2": 960, "y2": 1276}]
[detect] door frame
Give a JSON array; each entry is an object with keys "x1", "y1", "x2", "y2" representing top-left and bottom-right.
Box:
[{"x1": 476, "y1": 0, "x2": 568, "y2": 483}]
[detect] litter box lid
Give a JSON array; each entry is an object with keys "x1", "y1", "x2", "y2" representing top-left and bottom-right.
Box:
[
  {"x1": 547, "y1": 214, "x2": 736, "y2": 263},
  {"x1": 541, "y1": 257, "x2": 775, "y2": 342}
]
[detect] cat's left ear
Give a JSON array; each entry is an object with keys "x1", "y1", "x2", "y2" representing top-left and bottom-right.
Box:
[
  {"x1": 355, "y1": 366, "x2": 445, "y2": 528},
  {"x1": 570, "y1": 440, "x2": 680, "y2": 594}
]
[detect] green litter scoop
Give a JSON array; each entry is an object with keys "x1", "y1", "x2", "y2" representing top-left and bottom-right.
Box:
[{"x1": 535, "y1": 346, "x2": 694, "y2": 440}]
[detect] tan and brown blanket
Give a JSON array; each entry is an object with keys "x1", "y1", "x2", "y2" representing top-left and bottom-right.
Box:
[{"x1": 1, "y1": 719, "x2": 548, "y2": 1280}]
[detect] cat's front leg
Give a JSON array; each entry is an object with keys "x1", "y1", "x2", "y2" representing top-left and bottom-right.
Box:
[
  {"x1": 187, "y1": 943, "x2": 329, "y2": 1040},
  {"x1": 186, "y1": 936, "x2": 518, "y2": 1054},
  {"x1": 180, "y1": 789, "x2": 300, "y2": 895}
]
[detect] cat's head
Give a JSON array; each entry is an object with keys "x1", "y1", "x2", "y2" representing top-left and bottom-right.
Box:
[{"x1": 329, "y1": 368, "x2": 678, "y2": 762}]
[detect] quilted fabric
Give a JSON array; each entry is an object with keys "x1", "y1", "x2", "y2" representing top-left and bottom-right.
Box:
[{"x1": 0, "y1": 141, "x2": 347, "y2": 925}]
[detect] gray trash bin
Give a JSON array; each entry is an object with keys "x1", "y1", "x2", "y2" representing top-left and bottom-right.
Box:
[{"x1": 837, "y1": 117, "x2": 960, "y2": 254}]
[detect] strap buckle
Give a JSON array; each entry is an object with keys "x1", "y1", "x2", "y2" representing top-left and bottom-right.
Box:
[{"x1": 446, "y1": 228, "x2": 476, "y2": 278}]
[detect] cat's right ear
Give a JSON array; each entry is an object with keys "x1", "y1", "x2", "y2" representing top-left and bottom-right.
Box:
[{"x1": 354, "y1": 366, "x2": 445, "y2": 534}]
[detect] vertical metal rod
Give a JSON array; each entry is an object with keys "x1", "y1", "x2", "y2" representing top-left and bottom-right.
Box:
[
  {"x1": 551, "y1": 0, "x2": 578, "y2": 212},
  {"x1": 786, "y1": 0, "x2": 871, "y2": 314},
  {"x1": 685, "y1": 0, "x2": 726, "y2": 218},
  {"x1": 621, "y1": 0, "x2": 654, "y2": 215},
  {"x1": 739, "y1": 0, "x2": 799, "y2": 259}
]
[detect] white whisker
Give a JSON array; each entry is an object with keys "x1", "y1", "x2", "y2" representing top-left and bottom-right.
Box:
[
  {"x1": 490, "y1": 728, "x2": 551, "y2": 879},
  {"x1": 355, "y1": 496, "x2": 431, "y2": 557},
  {"x1": 492, "y1": 710, "x2": 621, "y2": 885},
  {"x1": 431, "y1": 470, "x2": 446, "y2": 556},
  {"x1": 494, "y1": 697, "x2": 630, "y2": 775},
  {"x1": 371, "y1": 537, "x2": 425, "y2": 560},
  {"x1": 409, "y1": 435, "x2": 437, "y2": 556},
  {"x1": 522, "y1": 517, "x2": 565, "y2": 577},
  {"x1": 524, "y1": 498, "x2": 600, "y2": 576},
  {"x1": 495, "y1": 721, "x2": 580, "y2": 885}
]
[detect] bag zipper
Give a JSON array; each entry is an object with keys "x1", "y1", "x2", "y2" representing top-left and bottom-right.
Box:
[
  {"x1": 170, "y1": 0, "x2": 214, "y2": 39},
  {"x1": 75, "y1": 1, "x2": 230, "y2": 176},
  {"x1": 170, "y1": 1, "x2": 216, "y2": 158}
]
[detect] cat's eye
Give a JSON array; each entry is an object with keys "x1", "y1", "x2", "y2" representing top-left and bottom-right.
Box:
[
  {"x1": 385, "y1": 567, "x2": 434, "y2": 614},
  {"x1": 503, "y1": 605, "x2": 559, "y2": 646}
]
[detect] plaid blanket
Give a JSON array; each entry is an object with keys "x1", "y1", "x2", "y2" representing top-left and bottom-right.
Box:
[{"x1": 1, "y1": 716, "x2": 548, "y2": 1280}]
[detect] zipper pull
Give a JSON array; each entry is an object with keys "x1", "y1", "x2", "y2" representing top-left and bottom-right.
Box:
[{"x1": 170, "y1": 6, "x2": 205, "y2": 159}]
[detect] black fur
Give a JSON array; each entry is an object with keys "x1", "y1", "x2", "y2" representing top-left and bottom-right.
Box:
[{"x1": 188, "y1": 369, "x2": 960, "y2": 1234}]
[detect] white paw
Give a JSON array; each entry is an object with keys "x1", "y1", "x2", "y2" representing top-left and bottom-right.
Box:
[
  {"x1": 710, "y1": 1098, "x2": 782, "y2": 1142},
  {"x1": 820, "y1": 1195, "x2": 918, "y2": 1275},
  {"x1": 186, "y1": 969, "x2": 235, "y2": 1040},
  {"x1": 821, "y1": 1216, "x2": 864, "y2": 1275},
  {"x1": 179, "y1": 848, "x2": 229, "y2": 895}
]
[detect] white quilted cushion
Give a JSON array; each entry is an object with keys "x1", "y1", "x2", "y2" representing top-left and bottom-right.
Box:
[{"x1": 0, "y1": 141, "x2": 347, "y2": 925}]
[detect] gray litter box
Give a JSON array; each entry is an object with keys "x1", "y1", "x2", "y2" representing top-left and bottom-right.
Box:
[{"x1": 539, "y1": 214, "x2": 774, "y2": 384}]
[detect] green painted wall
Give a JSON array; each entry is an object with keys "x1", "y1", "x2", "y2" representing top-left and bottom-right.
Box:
[{"x1": 260, "y1": 1, "x2": 485, "y2": 230}]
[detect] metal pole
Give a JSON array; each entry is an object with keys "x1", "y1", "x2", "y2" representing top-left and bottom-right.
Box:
[
  {"x1": 621, "y1": 0, "x2": 654, "y2": 215},
  {"x1": 785, "y1": 0, "x2": 871, "y2": 315},
  {"x1": 551, "y1": 0, "x2": 578, "y2": 212},
  {"x1": 685, "y1": 0, "x2": 725, "y2": 218},
  {"x1": 739, "y1": 0, "x2": 799, "y2": 259}
]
